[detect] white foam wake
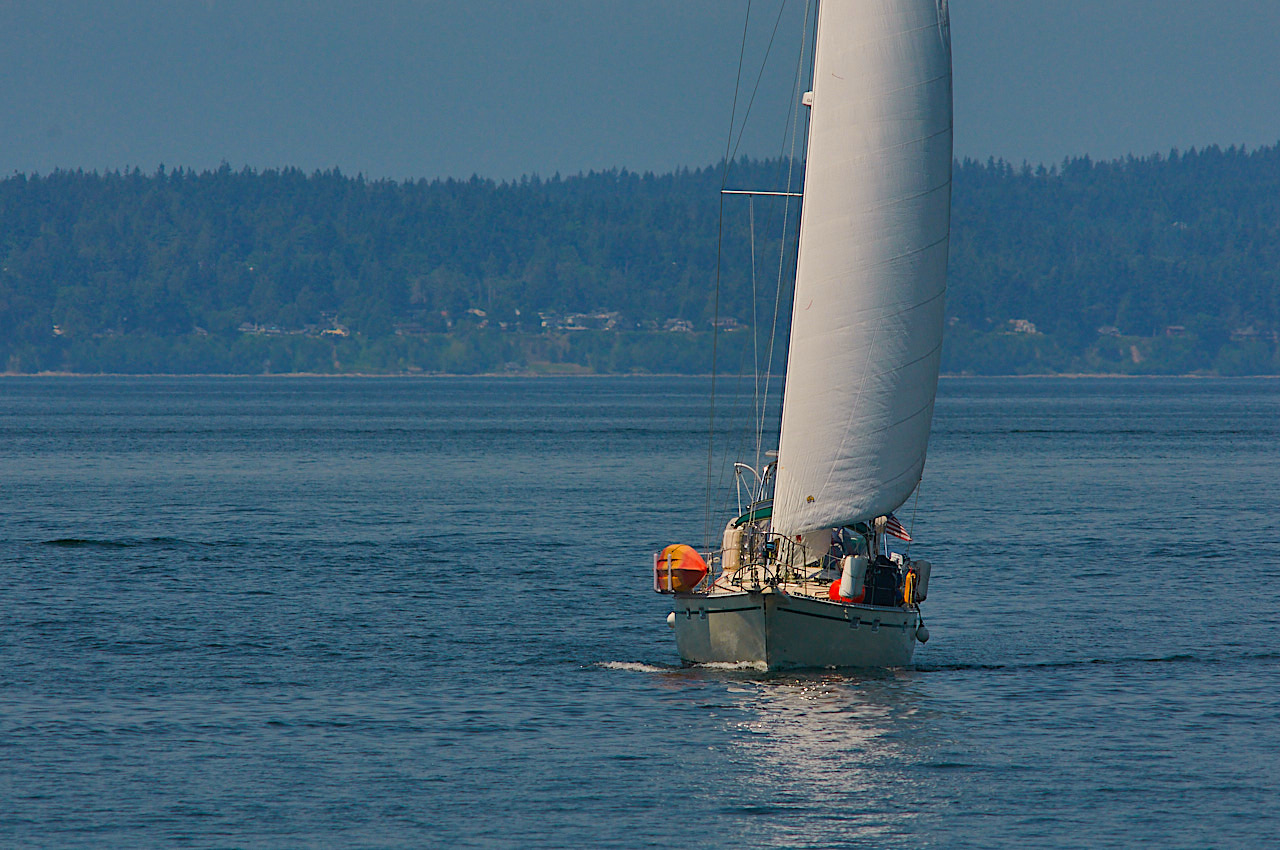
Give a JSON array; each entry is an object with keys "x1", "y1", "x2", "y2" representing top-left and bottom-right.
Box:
[{"x1": 596, "y1": 661, "x2": 669, "y2": 673}]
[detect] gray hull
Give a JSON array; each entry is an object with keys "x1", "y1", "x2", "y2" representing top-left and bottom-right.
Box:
[{"x1": 672, "y1": 589, "x2": 919, "y2": 670}]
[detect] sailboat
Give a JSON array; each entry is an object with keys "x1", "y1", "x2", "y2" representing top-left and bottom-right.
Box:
[{"x1": 655, "y1": 0, "x2": 953, "y2": 669}]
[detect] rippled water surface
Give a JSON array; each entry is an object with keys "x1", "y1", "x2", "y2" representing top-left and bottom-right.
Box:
[{"x1": 1, "y1": 376, "x2": 1277, "y2": 848}]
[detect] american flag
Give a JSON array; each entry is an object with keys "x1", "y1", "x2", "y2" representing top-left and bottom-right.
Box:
[{"x1": 884, "y1": 512, "x2": 912, "y2": 542}]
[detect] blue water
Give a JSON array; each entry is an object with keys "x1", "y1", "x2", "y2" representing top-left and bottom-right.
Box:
[{"x1": 1, "y1": 376, "x2": 1277, "y2": 848}]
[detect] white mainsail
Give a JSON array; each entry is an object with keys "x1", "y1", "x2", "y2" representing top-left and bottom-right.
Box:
[{"x1": 772, "y1": 0, "x2": 953, "y2": 536}]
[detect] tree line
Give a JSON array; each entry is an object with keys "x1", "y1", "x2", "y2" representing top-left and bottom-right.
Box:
[{"x1": 1, "y1": 143, "x2": 1277, "y2": 374}]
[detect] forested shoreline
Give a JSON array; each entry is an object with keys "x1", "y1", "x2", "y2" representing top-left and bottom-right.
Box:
[{"x1": 3, "y1": 143, "x2": 1278, "y2": 375}]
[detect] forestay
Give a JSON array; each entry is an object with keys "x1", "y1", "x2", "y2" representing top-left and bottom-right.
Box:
[{"x1": 772, "y1": 0, "x2": 953, "y2": 535}]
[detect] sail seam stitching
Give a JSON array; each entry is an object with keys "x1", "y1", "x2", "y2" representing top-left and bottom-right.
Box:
[
  {"x1": 839, "y1": 20, "x2": 952, "y2": 56},
  {"x1": 825, "y1": 173, "x2": 951, "y2": 223},
  {"x1": 843, "y1": 283, "x2": 948, "y2": 326},
  {"x1": 855, "y1": 72, "x2": 952, "y2": 103},
  {"x1": 839, "y1": 125, "x2": 953, "y2": 165},
  {"x1": 817, "y1": 232, "x2": 949, "y2": 290},
  {"x1": 824, "y1": 339, "x2": 942, "y2": 463},
  {"x1": 847, "y1": 337, "x2": 946, "y2": 392}
]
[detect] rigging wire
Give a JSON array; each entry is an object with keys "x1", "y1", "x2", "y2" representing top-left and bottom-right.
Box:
[
  {"x1": 708, "y1": 0, "x2": 818, "y2": 544},
  {"x1": 749, "y1": 196, "x2": 760, "y2": 469},
  {"x1": 716, "y1": 1, "x2": 806, "y2": 517},
  {"x1": 727, "y1": 1, "x2": 794, "y2": 171},
  {"x1": 706, "y1": 0, "x2": 755, "y2": 550},
  {"x1": 706, "y1": 0, "x2": 814, "y2": 537},
  {"x1": 759, "y1": 0, "x2": 815, "y2": 452}
]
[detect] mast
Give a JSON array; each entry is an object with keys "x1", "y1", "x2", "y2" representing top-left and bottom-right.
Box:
[{"x1": 771, "y1": 0, "x2": 954, "y2": 536}]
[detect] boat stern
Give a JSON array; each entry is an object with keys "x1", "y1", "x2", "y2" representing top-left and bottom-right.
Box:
[{"x1": 670, "y1": 592, "x2": 767, "y2": 667}]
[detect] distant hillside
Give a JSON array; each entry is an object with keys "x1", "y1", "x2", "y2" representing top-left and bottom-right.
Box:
[
  {"x1": 2, "y1": 144, "x2": 1278, "y2": 374},
  {"x1": 948, "y1": 145, "x2": 1280, "y2": 375}
]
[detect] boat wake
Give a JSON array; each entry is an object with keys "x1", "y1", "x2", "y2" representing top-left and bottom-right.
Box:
[
  {"x1": 596, "y1": 661, "x2": 675, "y2": 674},
  {"x1": 692, "y1": 660, "x2": 771, "y2": 672},
  {"x1": 596, "y1": 660, "x2": 772, "y2": 674}
]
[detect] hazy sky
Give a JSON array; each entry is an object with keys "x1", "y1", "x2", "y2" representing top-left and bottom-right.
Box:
[{"x1": 3, "y1": 0, "x2": 1279, "y2": 180}]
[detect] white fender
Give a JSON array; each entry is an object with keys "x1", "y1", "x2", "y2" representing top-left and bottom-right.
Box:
[
  {"x1": 721, "y1": 523, "x2": 743, "y2": 574},
  {"x1": 839, "y1": 555, "x2": 867, "y2": 599},
  {"x1": 912, "y1": 559, "x2": 932, "y2": 602}
]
